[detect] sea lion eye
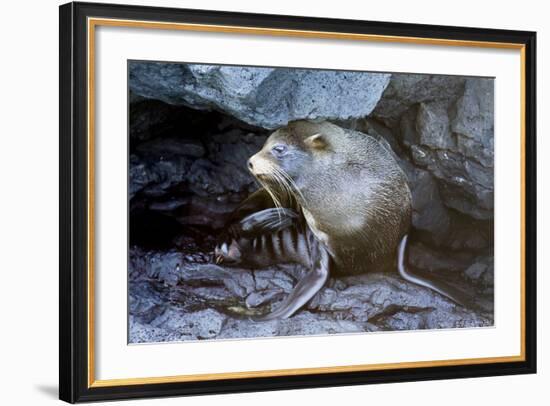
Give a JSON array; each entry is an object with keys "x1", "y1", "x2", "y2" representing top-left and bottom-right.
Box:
[{"x1": 271, "y1": 144, "x2": 288, "y2": 156}]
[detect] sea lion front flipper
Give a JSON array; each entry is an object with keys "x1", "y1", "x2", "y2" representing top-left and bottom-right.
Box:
[
  {"x1": 251, "y1": 245, "x2": 330, "y2": 321},
  {"x1": 239, "y1": 208, "x2": 299, "y2": 235},
  {"x1": 216, "y1": 207, "x2": 299, "y2": 257},
  {"x1": 226, "y1": 188, "x2": 285, "y2": 224}
]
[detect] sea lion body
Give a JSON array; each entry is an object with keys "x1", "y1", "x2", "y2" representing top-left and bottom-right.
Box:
[
  {"x1": 245, "y1": 120, "x2": 411, "y2": 274},
  {"x1": 215, "y1": 120, "x2": 458, "y2": 320},
  {"x1": 291, "y1": 122, "x2": 411, "y2": 275}
]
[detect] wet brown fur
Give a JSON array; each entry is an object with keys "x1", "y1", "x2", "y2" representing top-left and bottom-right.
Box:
[{"x1": 249, "y1": 120, "x2": 412, "y2": 275}]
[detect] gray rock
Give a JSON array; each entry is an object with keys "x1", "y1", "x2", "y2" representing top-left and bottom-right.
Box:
[
  {"x1": 452, "y1": 78, "x2": 494, "y2": 167},
  {"x1": 373, "y1": 74, "x2": 465, "y2": 121},
  {"x1": 223, "y1": 271, "x2": 256, "y2": 298},
  {"x1": 130, "y1": 128, "x2": 264, "y2": 203},
  {"x1": 129, "y1": 317, "x2": 184, "y2": 343},
  {"x1": 148, "y1": 198, "x2": 190, "y2": 212},
  {"x1": 129, "y1": 62, "x2": 390, "y2": 129},
  {"x1": 129, "y1": 153, "x2": 190, "y2": 199},
  {"x1": 464, "y1": 256, "x2": 494, "y2": 287},
  {"x1": 128, "y1": 281, "x2": 168, "y2": 325},
  {"x1": 151, "y1": 308, "x2": 227, "y2": 340},
  {"x1": 129, "y1": 249, "x2": 184, "y2": 282},
  {"x1": 136, "y1": 137, "x2": 205, "y2": 158},
  {"x1": 129, "y1": 127, "x2": 266, "y2": 233},
  {"x1": 132, "y1": 307, "x2": 227, "y2": 341},
  {"x1": 128, "y1": 247, "x2": 493, "y2": 342},
  {"x1": 129, "y1": 98, "x2": 179, "y2": 141},
  {"x1": 310, "y1": 273, "x2": 492, "y2": 330},
  {"x1": 275, "y1": 313, "x2": 365, "y2": 336},
  {"x1": 407, "y1": 242, "x2": 471, "y2": 273},
  {"x1": 416, "y1": 101, "x2": 455, "y2": 150},
  {"x1": 405, "y1": 165, "x2": 452, "y2": 243},
  {"x1": 420, "y1": 147, "x2": 493, "y2": 220},
  {"x1": 246, "y1": 289, "x2": 284, "y2": 308},
  {"x1": 253, "y1": 269, "x2": 296, "y2": 292},
  {"x1": 375, "y1": 74, "x2": 494, "y2": 220}
]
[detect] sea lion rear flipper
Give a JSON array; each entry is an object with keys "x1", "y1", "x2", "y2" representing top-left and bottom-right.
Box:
[
  {"x1": 251, "y1": 246, "x2": 330, "y2": 321},
  {"x1": 397, "y1": 235, "x2": 468, "y2": 307}
]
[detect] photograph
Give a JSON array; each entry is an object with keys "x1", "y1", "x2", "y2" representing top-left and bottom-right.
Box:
[{"x1": 128, "y1": 61, "x2": 495, "y2": 343}]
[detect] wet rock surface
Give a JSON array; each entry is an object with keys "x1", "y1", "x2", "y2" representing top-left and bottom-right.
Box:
[{"x1": 128, "y1": 63, "x2": 494, "y2": 343}]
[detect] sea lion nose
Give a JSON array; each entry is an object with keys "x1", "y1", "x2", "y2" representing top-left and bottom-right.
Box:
[{"x1": 247, "y1": 159, "x2": 254, "y2": 171}]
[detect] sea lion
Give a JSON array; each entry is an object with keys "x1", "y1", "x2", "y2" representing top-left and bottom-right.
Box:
[{"x1": 215, "y1": 120, "x2": 462, "y2": 320}]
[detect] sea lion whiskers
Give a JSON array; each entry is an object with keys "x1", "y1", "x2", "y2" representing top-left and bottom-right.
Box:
[
  {"x1": 271, "y1": 165, "x2": 308, "y2": 209},
  {"x1": 258, "y1": 177, "x2": 284, "y2": 221},
  {"x1": 269, "y1": 165, "x2": 294, "y2": 204},
  {"x1": 255, "y1": 162, "x2": 287, "y2": 222}
]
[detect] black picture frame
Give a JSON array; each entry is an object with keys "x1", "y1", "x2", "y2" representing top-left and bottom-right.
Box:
[{"x1": 59, "y1": 1, "x2": 537, "y2": 403}]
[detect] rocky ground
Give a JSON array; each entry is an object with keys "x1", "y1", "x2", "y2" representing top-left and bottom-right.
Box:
[{"x1": 128, "y1": 63, "x2": 494, "y2": 343}]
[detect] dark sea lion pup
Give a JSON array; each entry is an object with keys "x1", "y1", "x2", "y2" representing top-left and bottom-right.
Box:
[{"x1": 215, "y1": 120, "x2": 463, "y2": 320}]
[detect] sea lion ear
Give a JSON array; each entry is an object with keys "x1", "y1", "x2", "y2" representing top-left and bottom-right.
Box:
[{"x1": 304, "y1": 133, "x2": 328, "y2": 150}]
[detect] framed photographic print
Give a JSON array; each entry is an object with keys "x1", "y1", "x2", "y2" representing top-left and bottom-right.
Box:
[{"x1": 59, "y1": 1, "x2": 537, "y2": 403}]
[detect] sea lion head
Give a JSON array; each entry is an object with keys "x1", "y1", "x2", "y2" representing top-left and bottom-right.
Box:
[{"x1": 247, "y1": 121, "x2": 334, "y2": 204}]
